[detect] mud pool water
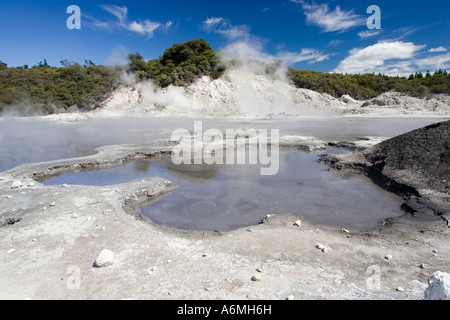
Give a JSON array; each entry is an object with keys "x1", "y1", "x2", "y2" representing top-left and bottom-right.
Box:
[
  {"x1": 43, "y1": 150, "x2": 403, "y2": 232},
  {"x1": 1, "y1": 116, "x2": 447, "y2": 172}
]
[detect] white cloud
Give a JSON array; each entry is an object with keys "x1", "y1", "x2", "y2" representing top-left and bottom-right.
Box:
[
  {"x1": 99, "y1": 5, "x2": 169, "y2": 39},
  {"x1": 128, "y1": 21, "x2": 145, "y2": 34},
  {"x1": 415, "y1": 53, "x2": 450, "y2": 70},
  {"x1": 100, "y1": 5, "x2": 128, "y2": 25},
  {"x1": 161, "y1": 21, "x2": 174, "y2": 32},
  {"x1": 205, "y1": 16, "x2": 329, "y2": 67},
  {"x1": 292, "y1": 0, "x2": 366, "y2": 33},
  {"x1": 382, "y1": 26, "x2": 420, "y2": 42},
  {"x1": 358, "y1": 30, "x2": 382, "y2": 39},
  {"x1": 204, "y1": 17, "x2": 224, "y2": 26},
  {"x1": 128, "y1": 20, "x2": 161, "y2": 38},
  {"x1": 82, "y1": 13, "x2": 113, "y2": 31},
  {"x1": 333, "y1": 41, "x2": 426, "y2": 76},
  {"x1": 277, "y1": 48, "x2": 330, "y2": 64},
  {"x1": 428, "y1": 46, "x2": 447, "y2": 53},
  {"x1": 327, "y1": 39, "x2": 344, "y2": 47},
  {"x1": 203, "y1": 17, "x2": 250, "y2": 40},
  {"x1": 93, "y1": 21, "x2": 111, "y2": 30},
  {"x1": 221, "y1": 41, "x2": 329, "y2": 66}
]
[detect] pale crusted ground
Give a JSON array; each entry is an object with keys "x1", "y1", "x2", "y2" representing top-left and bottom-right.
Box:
[
  {"x1": 37, "y1": 73, "x2": 450, "y2": 121},
  {"x1": 1, "y1": 74, "x2": 449, "y2": 300},
  {"x1": 0, "y1": 141, "x2": 448, "y2": 300}
]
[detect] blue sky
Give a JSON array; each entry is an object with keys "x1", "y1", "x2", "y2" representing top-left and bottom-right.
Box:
[{"x1": 0, "y1": 0, "x2": 449, "y2": 76}]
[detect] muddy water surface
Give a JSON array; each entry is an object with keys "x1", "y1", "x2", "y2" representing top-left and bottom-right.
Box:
[{"x1": 44, "y1": 150, "x2": 403, "y2": 231}]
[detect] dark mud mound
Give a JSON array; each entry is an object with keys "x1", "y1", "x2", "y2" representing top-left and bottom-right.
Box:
[
  {"x1": 321, "y1": 120, "x2": 450, "y2": 219},
  {"x1": 362, "y1": 120, "x2": 449, "y2": 194}
]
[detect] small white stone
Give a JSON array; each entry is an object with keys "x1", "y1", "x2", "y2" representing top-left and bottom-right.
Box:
[
  {"x1": 11, "y1": 181, "x2": 23, "y2": 189},
  {"x1": 293, "y1": 220, "x2": 302, "y2": 227},
  {"x1": 94, "y1": 249, "x2": 114, "y2": 268},
  {"x1": 32, "y1": 239, "x2": 37, "y2": 242},
  {"x1": 397, "y1": 287, "x2": 405, "y2": 292},
  {"x1": 147, "y1": 267, "x2": 158, "y2": 275},
  {"x1": 72, "y1": 213, "x2": 78, "y2": 219},
  {"x1": 61, "y1": 184, "x2": 69, "y2": 188},
  {"x1": 27, "y1": 182, "x2": 35, "y2": 187},
  {"x1": 49, "y1": 202, "x2": 56, "y2": 207},
  {"x1": 342, "y1": 229, "x2": 350, "y2": 233},
  {"x1": 286, "y1": 295, "x2": 295, "y2": 300},
  {"x1": 385, "y1": 255, "x2": 393, "y2": 260},
  {"x1": 7, "y1": 249, "x2": 16, "y2": 254},
  {"x1": 4, "y1": 195, "x2": 12, "y2": 199},
  {"x1": 251, "y1": 274, "x2": 261, "y2": 282},
  {"x1": 432, "y1": 249, "x2": 438, "y2": 254},
  {"x1": 42, "y1": 207, "x2": 47, "y2": 211}
]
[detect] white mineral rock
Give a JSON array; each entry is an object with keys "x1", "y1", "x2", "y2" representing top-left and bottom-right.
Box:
[
  {"x1": 94, "y1": 249, "x2": 114, "y2": 268},
  {"x1": 11, "y1": 181, "x2": 23, "y2": 189},
  {"x1": 425, "y1": 272, "x2": 450, "y2": 300},
  {"x1": 251, "y1": 274, "x2": 261, "y2": 282}
]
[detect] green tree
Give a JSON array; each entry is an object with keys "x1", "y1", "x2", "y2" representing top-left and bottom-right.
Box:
[
  {"x1": 128, "y1": 53, "x2": 146, "y2": 72},
  {"x1": 127, "y1": 39, "x2": 222, "y2": 87}
]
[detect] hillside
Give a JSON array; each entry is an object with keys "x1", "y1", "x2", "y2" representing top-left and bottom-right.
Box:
[
  {"x1": 0, "y1": 62, "x2": 121, "y2": 115},
  {"x1": 1, "y1": 39, "x2": 449, "y2": 116}
]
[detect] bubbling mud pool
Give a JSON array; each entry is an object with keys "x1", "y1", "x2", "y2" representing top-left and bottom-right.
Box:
[{"x1": 43, "y1": 149, "x2": 404, "y2": 232}]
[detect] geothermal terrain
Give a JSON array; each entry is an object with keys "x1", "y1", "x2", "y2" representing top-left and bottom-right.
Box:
[{"x1": 0, "y1": 70, "x2": 449, "y2": 300}]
